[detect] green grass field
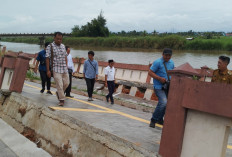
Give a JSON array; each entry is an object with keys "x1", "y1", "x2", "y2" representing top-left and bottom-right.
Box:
[{"x1": 1, "y1": 35, "x2": 232, "y2": 51}]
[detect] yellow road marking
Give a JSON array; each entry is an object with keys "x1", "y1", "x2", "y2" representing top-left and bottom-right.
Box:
[
  {"x1": 24, "y1": 83, "x2": 113, "y2": 112},
  {"x1": 228, "y1": 145, "x2": 232, "y2": 149},
  {"x1": 50, "y1": 107, "x2": 115, "y2": 113},
  {"x1": 24, "y1": 83, "x2": 232, "y2": 150}
]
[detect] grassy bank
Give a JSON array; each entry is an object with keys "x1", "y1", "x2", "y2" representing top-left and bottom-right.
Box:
[{"x1": 1, "y1": 36, "x2": 232, "y2": 51}]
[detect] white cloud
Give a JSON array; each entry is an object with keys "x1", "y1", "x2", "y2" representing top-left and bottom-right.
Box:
[{"x1": 0, "y1": 0, "x2": 231, "y2": 33}]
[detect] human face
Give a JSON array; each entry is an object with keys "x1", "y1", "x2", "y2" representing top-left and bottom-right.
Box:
[
  {"x1": 67, "y1": 48, "x2": 70, "y2": 54},
  {"x1": 54, "y1": 34, "x2": 63, "y2": 45},
  {"x1": 109, "y1": 62, "x2": 114, "y2": 68},
  {"x1": 88, "y1": 54, "x2": 94, "y2": 60},
  {"x1": 217, "y1": 59, "x2": 227, "y2": 71},
  {"x1": 162, "y1": 54, "x2": 172, "y2": 62}
]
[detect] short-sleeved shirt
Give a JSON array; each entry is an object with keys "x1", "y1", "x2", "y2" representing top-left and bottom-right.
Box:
[
  {"x1": 45, "y1": 42, "x2": 68, "y2": 73},
  {"x1": 67, "y1": 54, "x2": 75, "y2": 72},
  {"x1": 150, "y1": 57, "x2": 175, "y2": 89},
  {"x1": 36, "y1": 49, "x2": 46, "y2": 71},
  {"x1": 104, "y1": 66, "x2": 115, "y2": 81},
  {"x1": 83, "y1": 59, "x2": 98, "y2": 79},
  {"x1": 211, "y1": 69, "x2": 232, "y2": 84}
]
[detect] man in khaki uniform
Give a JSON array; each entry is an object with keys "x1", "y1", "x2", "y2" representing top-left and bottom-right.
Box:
[{"x1": 211, "y1": 56, "x2": 232, "y2": 84}]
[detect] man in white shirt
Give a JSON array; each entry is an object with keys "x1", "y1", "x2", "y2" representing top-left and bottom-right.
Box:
[
  {"x1": 104, "y1": 60, "x2": 115, "y2": 104},
  {"x1": 64, "y1": 46, "x2": 75, "y2": 98}
]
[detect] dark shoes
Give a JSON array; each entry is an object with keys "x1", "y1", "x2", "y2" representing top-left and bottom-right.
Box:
[
  {"x1": 66, "y1": 95, "x2": 74, "y2": 98},
  {"x1": 58, "y1": 100, "x2": 64, "y2": 106},
  {"x1": 106, "y1": 96, "x2": 109, "y2": 102},
  {"x1": 157, "y1": 120, "x2": 164, "y2": 125},
  {"x1": 149, "y1": 121, "x2": 156, "y2": 128},
  {"x1": 46, "y1": 91, "x2": 53, "y2": 95},
  {"x1": 106, "y1": 96, "x2": 114, "y2": 104},
  {"x1": 88, "y1": 97, "x2": 93, "y2": 101},
  {"x1": 149, "y1": 119, "x2": 164, "y2": 128},
  {"x1": 41, "y1": 89, "x2": 52, "y2": 95}
]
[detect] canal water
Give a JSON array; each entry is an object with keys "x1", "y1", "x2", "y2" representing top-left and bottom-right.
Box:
[{"x1": 1, "y1": 41, "x2": 232, "y2": 69}]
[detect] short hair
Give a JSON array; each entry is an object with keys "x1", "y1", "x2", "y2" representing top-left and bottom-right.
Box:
[
  {"x1": 88, "y1": 51, "x2": 95, "y2": 56},
  {"x1": 163, "y1": 48, "x2": 172, "y2": 55},
  {"x1": 45, "y1": 42, "x2": 50, "y2": 48},
  {"x1": 108, "y1": 59, "x2": 114, "y2": 63},
  {"x1": 54, "y1": 32, "x2": 63, "y2": 37},
  {"x1": 219, "y1": 56, "x2": 230, "y2": 65},
  {"x1": 65, "y1": 46, "x2": 70, "y2": 51}
]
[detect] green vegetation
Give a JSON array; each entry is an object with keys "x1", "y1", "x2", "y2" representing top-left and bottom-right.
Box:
[
  {"x1": 71, "y1": 11, "x2": 109, "y2": 37},
  {"x1": 2, "y1": 35, "x2": 232, "y2": 51},
  {"x1": 1, "y1": 10, "x2": 232, "y2": 51},
  {"x1": 26, "y1": 70, "x2": 41, "y2": 81}
]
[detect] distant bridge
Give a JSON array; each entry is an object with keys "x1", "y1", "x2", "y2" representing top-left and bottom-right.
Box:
[{"x1": 0, "y1": 33, "x2": 72, "y2": 45}]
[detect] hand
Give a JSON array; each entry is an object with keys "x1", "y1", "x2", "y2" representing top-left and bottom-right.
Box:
[
  {"x1": 159, "y1": 77, "x2": 166, "y2": 84},
  {"x1": 95, "y1": 74, "x2": 98, "y2": 81},
  {"x1": 105, "y1": 82, "x2": 107, "y2": 87},
  {"x1": 47, "y1": 71, "x2": 51, "y2": 78},
  {"x1": 33, "y1": 68, "x2": 38, "y2": 73}
]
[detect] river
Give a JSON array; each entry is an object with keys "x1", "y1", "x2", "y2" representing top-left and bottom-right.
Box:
[{"x1": 1, "y1": 41, "x2": 232, "y2": 69}]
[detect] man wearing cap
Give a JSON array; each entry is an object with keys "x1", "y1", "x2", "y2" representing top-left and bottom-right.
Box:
[
  {"x1": 148, "y1": 48, "x2": 174, "y2": 128},
  {"x1": 104, "y1": 60, "x2": 115, "y2": 104},
  {"x1": 211, "y1": 56, "x2": 232, "y2": 84}
]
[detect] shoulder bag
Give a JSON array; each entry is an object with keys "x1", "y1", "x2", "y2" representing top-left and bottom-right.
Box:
[
  {"x1": 50, "y1": 44, "x2": 54, "y2": 77},
  {"x1": 162, "y1": 62, "x2": 170, "y2": 96},
  {"x1": 88, "y1": 60, "x2": 96, "y2": 72}
]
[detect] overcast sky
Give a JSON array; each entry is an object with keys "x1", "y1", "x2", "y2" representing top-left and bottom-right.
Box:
[{"x1": 0, "y1": 0, "x2": 231, "y2": 33}]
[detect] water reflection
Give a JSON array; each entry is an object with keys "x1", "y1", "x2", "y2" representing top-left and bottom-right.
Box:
[{"x1": 1, "y1": 41, "x2": 232, "y2": 69}]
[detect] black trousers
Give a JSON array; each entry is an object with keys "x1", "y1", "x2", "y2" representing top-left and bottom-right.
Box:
[
  {"x1": 39, "y1": 70, "x2": 51, "y2": 90},
  {"x1": 65, "y1": 69, "x2": 72, "y2": 96},
  {"x1": 106, "y1": 81, "x2": 115, "y2": 103},
  {"x1": 85, "y1": 78, "x2": 95, "y2": 98}
]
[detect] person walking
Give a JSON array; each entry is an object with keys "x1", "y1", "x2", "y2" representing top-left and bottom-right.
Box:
[
  {"x1": 104, "y1": 60, "x2": 115, "y2": 104},
  {"x1": 148, "y1": 48, "x2": 174, "y2": 128},
  {"x1": 64, "y1": 46, "x2": 75, "y2": 98},
  {"x1": 46, "y1": 32, "x2": 69, "y2": 106},
  {"x1": 83, "y1": 51, "x2": 98, "y2": 101},
  {"x1": 34, "y1": 42, "x2": 52, "y2": 95}
]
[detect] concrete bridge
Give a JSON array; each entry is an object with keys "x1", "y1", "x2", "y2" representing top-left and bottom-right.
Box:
[{"x1": 0, "y1": 33, "x2": 72, "y2": 45}]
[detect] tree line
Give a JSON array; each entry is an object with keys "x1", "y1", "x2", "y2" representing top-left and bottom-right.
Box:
[{"x1": 71, "y1": 12, "x2": 231, "y2": 39}]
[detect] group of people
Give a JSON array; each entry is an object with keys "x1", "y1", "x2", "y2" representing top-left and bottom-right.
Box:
[
  {"x1": 34, "y1": 32, "x2": 116, "y2": 106},
  {"x1": 34, "y1": 32, "x2": 232, "y2": 128},
  {"x1": 148, "y1": 49, "x2": 232, "y2": 128}
]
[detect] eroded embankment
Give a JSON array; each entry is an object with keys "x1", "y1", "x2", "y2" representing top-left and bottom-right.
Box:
[{"x1": 0, "y1": 93, "x2": 157, "y2": 157}]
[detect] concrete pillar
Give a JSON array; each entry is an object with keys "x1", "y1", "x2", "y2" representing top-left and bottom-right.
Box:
[
  {"x1": 77, "y1": 58, "x2": 85, "y2": 73},
  {"x1": 1, "y1": 46, "x2": 6, "y2": 55},
  {"x1": 181, "y1": 110, "x2": 232, "y2": 157},
  {"x1": 159, "y1": 62, "x2": 232, "y2": 157},
  {"x1": 146, "y1": 63, "x2": 152, "y2": 83},
  {"x1": 0, "y1": 53, "x2": 17, "y2": 89},
  {"x1": 116, "y1": 85, "x2": 123, "y2": 93},
  {"x1": 9, "y1": 53, "x2": 31, "y2": 92},
  {"x1": 0, "y1": 52, "x2": 30, "y2": 93},
  {"x1": 143, "y1": 89, "x2": 153, "y2": 100},
  {"x1": 129, "y1": 87, "x2": 137, "y2": 97}
]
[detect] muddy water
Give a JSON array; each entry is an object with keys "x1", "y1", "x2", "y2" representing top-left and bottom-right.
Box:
[{"x1": 1, "y1": 41, "x2": 232, "y2": 69}]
